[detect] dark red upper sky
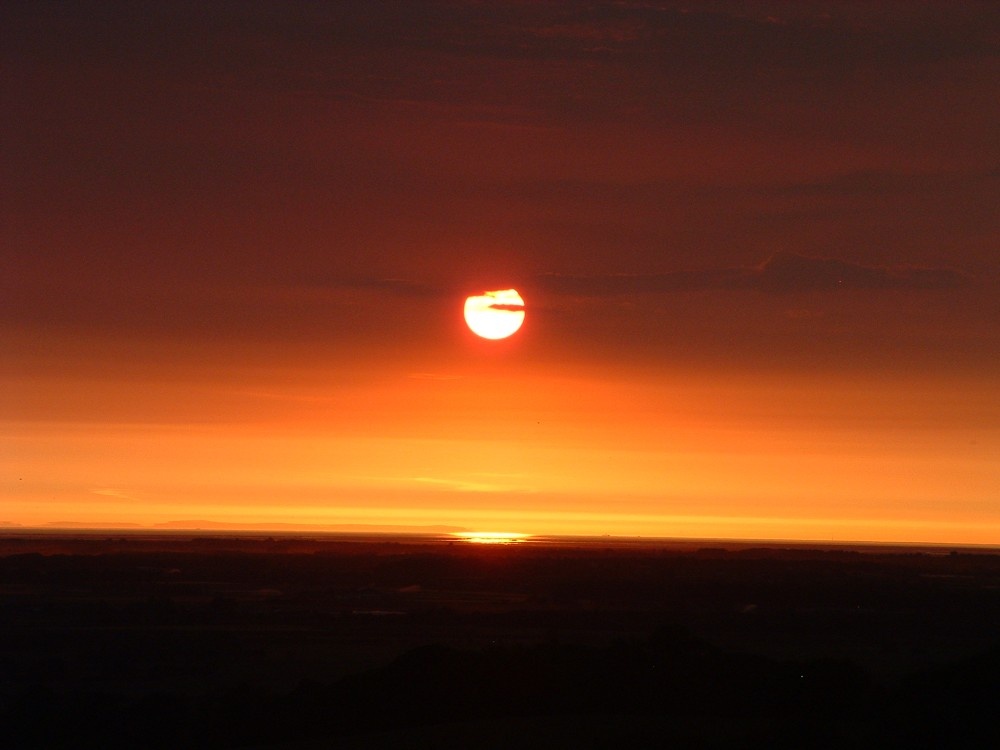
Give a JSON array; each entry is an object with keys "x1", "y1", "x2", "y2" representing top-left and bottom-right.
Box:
[{"x1": 5, "y1": 1, "x2": 998, "y2": 376}]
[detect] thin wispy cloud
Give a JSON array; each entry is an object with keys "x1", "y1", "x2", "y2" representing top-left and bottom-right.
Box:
[
  {"x1": 536, "y1": 253, "x2": 970, "y2": 297},
  {"x1": 411, "y1": 476, "x2": 530, "y2": 494},
  {"x1": 91, "y1": 488, "x2": 137, "y2": 501}
]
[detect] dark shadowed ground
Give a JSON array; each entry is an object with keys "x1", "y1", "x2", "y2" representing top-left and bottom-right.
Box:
[{"x1": 2, "y1": 532, "x2": 1000, "y2": 748}]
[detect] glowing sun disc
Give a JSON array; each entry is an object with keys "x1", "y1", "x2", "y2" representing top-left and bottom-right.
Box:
[{"x1": 464, "y1": 289, "x2": 525, "y2": 340}]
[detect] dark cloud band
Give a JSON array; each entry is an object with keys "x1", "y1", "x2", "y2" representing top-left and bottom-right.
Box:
[{"x1": 536, "y1": 253, "x2": 969, "y2": 297}]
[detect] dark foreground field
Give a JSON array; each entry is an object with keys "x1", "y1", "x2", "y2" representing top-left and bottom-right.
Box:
[{"x1": 2, "y1": 532, "x2": 1000, "y2": 748}]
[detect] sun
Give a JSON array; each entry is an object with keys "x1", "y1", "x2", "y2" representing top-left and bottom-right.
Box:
[{"x1": 464, "y1": 289, "x2": 525, "y2": 340}]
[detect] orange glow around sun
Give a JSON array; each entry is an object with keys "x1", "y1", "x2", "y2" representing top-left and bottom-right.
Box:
[{"x1": 3, "y1": 354, "x2": 998, "y2": 546}]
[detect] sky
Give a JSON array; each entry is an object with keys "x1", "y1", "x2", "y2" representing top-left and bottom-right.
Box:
[{"x1": 3, "y1": 1, "x2": 999, "y2": 543}]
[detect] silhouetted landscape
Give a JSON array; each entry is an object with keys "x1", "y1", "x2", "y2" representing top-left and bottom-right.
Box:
[{"x1": 3, "y1": 532, "x2": 1000, "y2": 748}]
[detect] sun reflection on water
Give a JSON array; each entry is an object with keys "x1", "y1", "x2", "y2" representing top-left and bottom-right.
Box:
[{"x1": 453, "y1": 532, "x2": 528, "y2": 545}]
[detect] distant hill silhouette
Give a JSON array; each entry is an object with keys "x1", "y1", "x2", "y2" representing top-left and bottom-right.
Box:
[
  {"x1": 10, "y1": 627, "x2": 1000, "y2": 748},
  {"x1": 27, "y1": 520, "x2": 466, "y2": 534},
  {"x1": 5, "y1": 538, "x2": 1000, "y2": 748}
]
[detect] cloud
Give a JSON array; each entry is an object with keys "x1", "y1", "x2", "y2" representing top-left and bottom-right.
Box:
[
  {"x1": 349, "y1": 277, "x2": 448, "y2": 297},
  {"x1": 91, "y1": 488, "x2": 137, "y2": 501},
  {"x1": 536, "y1": 252, "x2": 969, "y2": 297},
  {"x1": 18, "y1": 1, "x2": 988, "y2": 128},
  {"x1": 773, "y1": 169, "x2": 1000, "y2": 199},
  {"x1": 407, "y1": 372, "x2": 462, "y2": 381},
  {"x1": 755, "y1": 252, "x2": 967, "y2": 292},
  {"x1": 410, "y1": 477, "x2": 513, "y2": 493},
  {"x1": 536, "y1": 268, "x2": 739, "y2": 296}
]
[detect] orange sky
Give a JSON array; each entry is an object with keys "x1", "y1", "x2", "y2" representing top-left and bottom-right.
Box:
[{"x1": 2, "y1": 2, "x2": 998, "y2": 543}]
